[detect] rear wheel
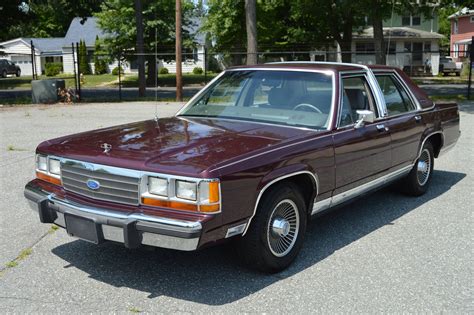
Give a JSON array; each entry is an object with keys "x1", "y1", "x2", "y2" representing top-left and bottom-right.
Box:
[
  {"x1": 400, "y1": 141, "x2": 434, "y2": 196},
  {"x1": 16, "y1": 69, "x2": 21, "y2": 77},
  {"x1": 2, "y1": 70, "x2": 6, "y2": 78},
  {"x1": 237, "y1": 183, "x2": 307, "y2": 273}
]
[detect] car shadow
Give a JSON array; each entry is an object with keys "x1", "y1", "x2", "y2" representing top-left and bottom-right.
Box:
[{"x1": 51, "y1": 169, "x2": 465, "y2": 305}]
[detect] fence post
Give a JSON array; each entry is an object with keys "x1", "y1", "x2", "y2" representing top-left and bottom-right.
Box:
[
  {"x1": 75, "y1": 42, "x2": 81, "y2": 101},
  {"x1": 118, "y1": 49, "x2": 122, "y2": 101},
  {"x1": 71, "y1": 43, "x2": 78, "y2": 97},
  {"x1": 468, "y1": 36, "x2": 473, "y2": 100},
  {"x1": 204, "y1": 47, "x2": 207, "y2": 84},
  {"x1": 30, "y1": 40, "x2": 36, "y2": 80}
]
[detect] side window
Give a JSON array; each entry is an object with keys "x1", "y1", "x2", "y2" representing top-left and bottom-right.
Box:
[
  {"x1": 376, "y1": 75, "x2": 416, "y2": 116},
  {"x1": 338, "y1": 76, "x2": 375, "y2": 127}
]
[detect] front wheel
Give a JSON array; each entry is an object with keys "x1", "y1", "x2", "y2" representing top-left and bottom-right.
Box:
[
  {"x1": 237, "y1": 183, "x2": 307, "y2": 273},
  {"x1": 400, "y1": 141, "x2": 434, "y2": 196}
]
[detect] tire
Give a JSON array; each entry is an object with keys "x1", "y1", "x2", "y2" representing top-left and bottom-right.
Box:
[
  {"x1": 16, "y1": 69, "x2": 21, "y2": 77},
  {"x1": 2, "y1": 70, "x2": 6, "y2": 78},
  {"x1": 236, "y1": 182, "x2": 307, "y2": 273},
  {"x1": 400, "y1": 141, "x2": 434, "y2": 196}
]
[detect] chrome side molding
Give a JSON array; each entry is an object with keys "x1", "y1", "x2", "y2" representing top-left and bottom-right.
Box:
[{"x1": 311, "y1": 164, "x2": 413, "y2": 215}]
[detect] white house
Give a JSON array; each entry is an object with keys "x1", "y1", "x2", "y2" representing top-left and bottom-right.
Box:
[
  {"x1": 0, "y1": 17, "x2": 207, "y2": 76},
  {"x1": 0, "y1": 38, "x2": 63, "y2": 76}
]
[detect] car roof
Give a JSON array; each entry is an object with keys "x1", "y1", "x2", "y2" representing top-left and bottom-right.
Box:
[{"x1": 227, "y1": 62, "x2": 400, "y2": 73}]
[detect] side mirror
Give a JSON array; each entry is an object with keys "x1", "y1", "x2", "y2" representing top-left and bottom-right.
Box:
[{"x1": 354, "y1": 110, "x2": 374, "y2": 129}]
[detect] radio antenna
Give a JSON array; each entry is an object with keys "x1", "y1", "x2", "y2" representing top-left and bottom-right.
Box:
[{"x1": 154, "y1": 27, "x2": 159, "y2": 122}]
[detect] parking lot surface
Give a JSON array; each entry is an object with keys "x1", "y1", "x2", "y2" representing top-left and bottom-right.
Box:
[{"x1": 0, "y1": 101, "x2": 473, "y2": 313}]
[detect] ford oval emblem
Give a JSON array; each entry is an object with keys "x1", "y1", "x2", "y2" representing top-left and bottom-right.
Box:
[{"x1": 86, "y1": 179, "x2": 100, "y2": 190}]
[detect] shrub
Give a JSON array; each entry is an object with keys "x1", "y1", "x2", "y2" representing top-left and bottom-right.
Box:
[
  {"x1": 45, "y1": 62, "x2": 63, "y2": 77},
  {"x1": 78, "y1": 40, "x2": 91, "y2": 75},
  {"x1": 192, "y1": 67, "x2": 203, "y2": 74},
  {"x1": 112, "y1": 66, "x2": 123, "y2": 75},
  {"x1": 159, "y1": 67, "x2": 169, "y2": 74}
]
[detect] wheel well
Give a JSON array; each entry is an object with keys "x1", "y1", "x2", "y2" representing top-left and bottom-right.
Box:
[
  {"x1": 426, "y1": 133, "x2": 443, "y2": 158},
  {"x1": 277, "y1": 174, "x2": 317, "y2": 215}
]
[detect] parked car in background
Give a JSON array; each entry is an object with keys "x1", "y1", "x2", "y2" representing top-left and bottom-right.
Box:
[
  {"x1": 0, "y1": 59, "x2": 21, "y2": 77},
  {"x1": 24, "y1": 62, "x2": 460, "y2": 273},
  {"x1": 439, "y1": 56, "x2": 463, "y2": 76}
]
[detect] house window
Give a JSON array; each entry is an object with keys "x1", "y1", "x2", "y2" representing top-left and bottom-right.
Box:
[
  {"x1": 470, "y1": 16, "x2": 474, "y2": 23},
  {"x1": 402, "y1": 16, "x2": 411, "y2": 26},
  {"x1": 453, "y1": 20, "x2": 458, "y2": 34},
  {"x1": 424, "y1": 42, "x2": 431, "y2": 52},
  {"x1": 402, "y1": 15, "x2": 421, "y2": 26},
  {"x1": 412, "y1": 16, "x2": 421, "y2": 26},
  {"x1": 355, "y1": 42, "x2": 375, "y2": 54},
  {"x1": 45, "y1": 57, "x2": 54, "y2": 63},
  {"x1": 386, "y1": 41, "x2": 396, "y2": 54},
  {"x1": 404, "y1": 42, "x2": 412, "y2": 52}
]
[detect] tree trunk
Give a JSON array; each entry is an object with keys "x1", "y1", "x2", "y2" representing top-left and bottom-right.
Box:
[
  {"x1": 245, "y1": 0, "x2": 258, "y2": 65},
  {"x1": 372, "y1": 1, "x2": 386, "y2": 65},
  {"x1": 340, "y1": 21, "x2": 353, "y2": 63},
  {"x1": 175, "y1": 0, "x2": 183, "y2": 101},
  {"x1": 134, "y1": 0, "x2": 146, "y2": 97}
]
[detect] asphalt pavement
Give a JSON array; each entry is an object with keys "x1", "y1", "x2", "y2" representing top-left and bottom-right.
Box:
[{"x1": 0, "y1": 101, "x2": 473, "y2": 313}]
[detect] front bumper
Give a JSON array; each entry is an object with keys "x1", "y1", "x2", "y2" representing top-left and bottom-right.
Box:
[{"x1": 24, "y1": 181, "x2": 202, "y2": 251}]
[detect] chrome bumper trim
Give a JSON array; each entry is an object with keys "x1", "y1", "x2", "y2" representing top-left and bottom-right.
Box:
[{"x1": 24, "y1": 182, "x2": 201, "y2": 251}]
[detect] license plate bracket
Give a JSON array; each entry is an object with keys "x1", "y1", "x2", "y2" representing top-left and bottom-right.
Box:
[{"x1": 64, "y1": 213, "x2": 103, "y2": 244}]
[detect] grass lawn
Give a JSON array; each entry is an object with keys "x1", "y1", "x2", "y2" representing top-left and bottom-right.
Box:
[
  {"x1": 120, "y1": 73, "x2": 219, "y2": 87},
  {"x1": 0, "y1": 74, "x2": 118, "y2": 90},
  {"x1": 429, "y1": 94, "x2": 468, "y2": 102}
]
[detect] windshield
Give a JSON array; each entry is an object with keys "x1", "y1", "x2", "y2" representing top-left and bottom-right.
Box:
[{"x1": 179, "y1": 70, "x2": 334, "y2": 129}]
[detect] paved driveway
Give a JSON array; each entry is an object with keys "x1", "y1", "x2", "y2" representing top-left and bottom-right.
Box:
[{"x1": 0, "y1": 101, "x2": 472, "y2": 313}]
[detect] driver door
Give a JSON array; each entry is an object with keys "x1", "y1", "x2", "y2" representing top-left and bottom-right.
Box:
[{"x1": 332, "y1": 74, "x2": 392, "y2": 195}]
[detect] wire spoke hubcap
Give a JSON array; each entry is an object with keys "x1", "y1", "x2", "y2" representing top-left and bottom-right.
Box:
[
  {"x1": 417, "y1": 148, "x2": 431, "y2": 186},
  {"x1": 267, "y1": 199, "x2": 300, "y2": 257}
]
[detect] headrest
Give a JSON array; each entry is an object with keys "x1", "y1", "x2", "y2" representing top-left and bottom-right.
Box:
[{"x1": 344, "y1": 89, "x2": 368, "y2": 110}]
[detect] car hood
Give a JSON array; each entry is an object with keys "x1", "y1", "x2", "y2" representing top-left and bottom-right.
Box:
[{"x1": 37, "y1": 116, "x2": 315, "y2": 177}]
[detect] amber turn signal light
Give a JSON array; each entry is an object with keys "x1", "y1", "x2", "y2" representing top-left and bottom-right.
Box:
[
  {"x1": 142, "y1": 197, "x2": 198, "y2": 211},
  {"x1": 142, "y1": 197, "x2": 220, "y2": 213},
  {"x1": 208, "y1": 182, "x2": 220, "y2": 203},
  {"x1": 36, "y1": 171, "x2": 62, "y2": 186}
]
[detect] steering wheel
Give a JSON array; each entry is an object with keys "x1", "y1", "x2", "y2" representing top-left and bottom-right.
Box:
[{"x1": 293, "y1": 103, "x2": 322, "y2": 113}]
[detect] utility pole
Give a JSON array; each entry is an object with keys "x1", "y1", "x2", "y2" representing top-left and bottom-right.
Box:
[
  {"x1": 245, "y1": 0, "x2": 258, "y2": 65},
  {"x1": 175, "y1": 0, "x2": 183, "y2": 101}
]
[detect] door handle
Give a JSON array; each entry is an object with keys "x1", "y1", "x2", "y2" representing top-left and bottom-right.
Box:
[
  {"x1": 414, "y1": 115, "x2": 422, "y2": 123},
  {"x1": 376, "y1": 124, "x2": 389, "y2": 132}
]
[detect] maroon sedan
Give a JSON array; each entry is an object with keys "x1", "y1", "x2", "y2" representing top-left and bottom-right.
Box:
[{"x1": 24, "y1": 62, "x2": 460, "y2": 272}]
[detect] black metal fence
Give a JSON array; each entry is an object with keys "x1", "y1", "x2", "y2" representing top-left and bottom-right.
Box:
[{"x1": 0, "y1": 44, "x2": 472, "y2": 102}]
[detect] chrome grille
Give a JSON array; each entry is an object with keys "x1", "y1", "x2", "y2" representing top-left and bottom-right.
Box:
[{"x1": 61, "y1": 162, "x2": 140, "y2": 205}]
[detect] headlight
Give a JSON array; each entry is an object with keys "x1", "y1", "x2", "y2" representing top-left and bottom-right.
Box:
[
  {"x1": 176, "y1": 180, "x2": 197, "y2": 201},
  {"x1": 48, "y1": 158, "x2": 61, "y2": 175},
  {"x1": 148, "y1": 177, "x2": 168, "y2": 196},
  {"x1": 36, "y1": 155, "x2": 47, "y2": 171},
  {"x1": 35, "y1": 154, "x2": 62, "y2": 186}
]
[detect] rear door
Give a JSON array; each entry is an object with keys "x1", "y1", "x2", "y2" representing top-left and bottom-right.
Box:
[
  {"x1": 332, "y1": 74, "x2": 391, "y2": 193},
  {"x1": 375, "y1": 72, "x2": 425, "y2": 168}
]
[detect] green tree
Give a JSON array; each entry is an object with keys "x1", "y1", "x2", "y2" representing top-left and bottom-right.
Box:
[
  {"x1": 94, "y1": 36, "x2": 108, "y2": 74},
  {"x1": 1, "y1": 0, "x2": 104, "y2": 42},
  {"x1": 96, "y1": 0, "x2": 196, "y2": 85},
  {"x1": 79, "y1": 40, "x2": 91, "y2": 74}
]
